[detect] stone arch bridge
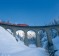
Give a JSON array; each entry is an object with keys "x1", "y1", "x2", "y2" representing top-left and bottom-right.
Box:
[{"x1": 0, "y1": 23, "x2": 59, "y2": 48}]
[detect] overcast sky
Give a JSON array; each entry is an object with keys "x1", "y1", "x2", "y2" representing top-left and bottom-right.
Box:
[{"x1": 0, "y1": 0, "x2": 59, "y2": 26}]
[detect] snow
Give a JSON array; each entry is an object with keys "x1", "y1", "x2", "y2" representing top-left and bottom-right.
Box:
[
  {"x1": 53, "y1": 36, "x2": 59, "y2": 50},
  {"x1": 29, "y1": 44, "x2": 36, "y2": 48},
  {"x1": 52, "y1": 36, "x2": 59, "y2": 56},
  {"x1": 7, "y1": 29, "x2": 13, "y2": 35},
  {"x1": 0, "y1": 26, "x2": 28, "y2": 54},
  {"x1": 55, "y1": 51, "x2": 59, "y2": 56},
  {"x1": 0, "y1": 26, "x2": 49, "y2": 56},
  {"x1": 10, "y1": 48, "x2": 48, "y2": 56}
]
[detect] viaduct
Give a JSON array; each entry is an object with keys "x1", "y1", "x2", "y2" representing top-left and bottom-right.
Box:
[{"x1": 0, "y1": 23, "x2": 59, "y2": 48}]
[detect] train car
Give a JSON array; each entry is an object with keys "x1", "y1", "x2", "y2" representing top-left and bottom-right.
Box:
[{"x1": 17, "y1": 24, "x2": 29, "y2": 26}]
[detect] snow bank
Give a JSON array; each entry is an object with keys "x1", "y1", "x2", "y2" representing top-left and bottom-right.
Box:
[
  {"x1": 0, "y1": 26, "x2": 28, "y2": 53},
  {"x1": 53, "y1": 36, "x2": 59, "y2": 56},
  {"x1": 53, "y1": 36, "x2": 59, "y2": 50},
  {"x1": 55, "y1": 51, "x2": 59, "y2": 56},
  {"x1": 10, "y1": 48, "x2": 48, "y2": 56},
  {"x1": 29, "y1": 44, "x2": 36, "y2": 48}
]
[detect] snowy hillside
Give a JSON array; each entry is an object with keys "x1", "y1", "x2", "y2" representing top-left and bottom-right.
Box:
[
  {"x1": 0, "y1": 26, "x2": 28, "y2": 53},
  {"x1": 10, "y1": 48, "x2": 48, "y2": 56},
  {"x1": 0, "y1": 26, "x2": 49, "y2": 56},
  {"x1": 53, "y1": 36, "x2": 59, "y2": 56}
]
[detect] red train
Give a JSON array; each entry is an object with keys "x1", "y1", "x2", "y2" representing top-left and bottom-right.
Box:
[
  {"x1": 0, "y1": 21, "x2": 28, "y2": 26},
  {"x1": 17, "y1": 24, "x2": 28, "y2": 26}
]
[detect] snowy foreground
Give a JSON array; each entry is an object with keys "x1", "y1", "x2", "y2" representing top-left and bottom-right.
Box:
[
  {"x1": 53, "y1": 36, "x2": 59, "y2": 56},
  {"x1": 0, "y1": 26, "x2": 49, "y2": 56}
]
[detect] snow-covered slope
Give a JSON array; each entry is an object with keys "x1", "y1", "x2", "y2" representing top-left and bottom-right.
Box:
[
  {"x1": 0, "y1": 26, "x2": 28, "y2": 53},
  {"x1": 53, "y1": 36, "x2": 59, "y2": 50},
  {"x1": 10, "y1": 48, "x2": 48, "y2": 56},
  {"x1": 53, "y1": 36, "x2": 59, "y2": 56},
  {"x1": 0, "y1": 26, "x2": 49, "y2": 56}
]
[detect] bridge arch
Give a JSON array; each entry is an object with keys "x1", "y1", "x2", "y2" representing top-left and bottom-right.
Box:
[
  {"x1": 49, "y1": 28, "x2": 58, "y2": 39},
  {"x1": 6, "y1": 28, "x2": 13, "y2": 35},
  {"x1": 16, "y1": 30, "x2": 25, "y2": 41},
  {"x1": 27, "y1": 30, "x2": 36, "y2": 39},
  {"x1": 38, "y1": 29, "x2": 48, "y2": 48},
  {"x1": 27, "y1": 30, "x2": 36, "y2": 47}
]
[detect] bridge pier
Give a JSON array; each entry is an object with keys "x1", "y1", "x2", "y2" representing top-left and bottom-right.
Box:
[
  {"x1": 13, "y1": 30, "x2": 18, "y2": 41},
  {"x1": 46, "y1": 29, "x2": 53, "y2": 46},
  {"x1": 56, "y1": 28, "x2": 59, "y2": 36},
  {"x1": 24, "y1": 31, "x2": 29, "y2": 46},
  {"x1": 46, "y1": 29, "x2": 55, "y2": 56},
  {"x1": 36, "y1": 31, "x2": 41, "y2": 47}
]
